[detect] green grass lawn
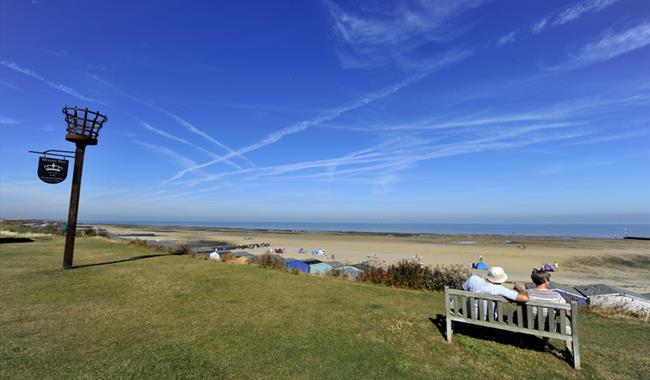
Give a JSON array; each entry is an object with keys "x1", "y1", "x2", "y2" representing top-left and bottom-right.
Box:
[{"x1": 1, "y1": 237, "x2": 649, "y2": 379}]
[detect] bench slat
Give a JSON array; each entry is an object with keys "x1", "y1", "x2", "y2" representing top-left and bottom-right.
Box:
[
  {"x1": 507, "y1": 302, "x2": 514, "y2": 326},
  {"x1": 537, "y1": 305, "x2": 546, "y2": 331},
  {"x1": 549, "y1": 308, "x2": 556, "y2": 333},
  {"x1": 478, "y1": 298, "x2": 485, "y2": 321},
  {"x1": 526, "y1": 305, "x2": 534, "y2": 330},
  {"x1": 470, "y1": 297, "x2": 477, "y2": 320},
  {"x1": 446, "y1": 289, "x2": 572, "y2": 310},
  {"x1": 450, "y1": 294, "x2": 456, "y2": 316},
  {"x1": 560, "y1": 309, "x2": 567, "y2": 335},
  {"x1": 488, "y1": 301, "x2": 495, "y2": 322},
  {"x1": 447, "y1": 316, "x2": 573, "y2": 341},
  {"x1": 498, "y1": 301, "x2": 505, "y2": 324},
  {"x1": 458, "y1": 295, "x2": 465, "y2": 317}
]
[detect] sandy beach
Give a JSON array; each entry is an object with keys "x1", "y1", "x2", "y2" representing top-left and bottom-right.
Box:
[{"x1": 97, "y1": 224, "x2": 650, "y2": 293}]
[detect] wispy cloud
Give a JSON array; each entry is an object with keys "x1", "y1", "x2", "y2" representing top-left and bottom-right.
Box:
[
  {"x1": 41, "y1": 49, "x2": 70, "y2": 57},
  {"x1": 132, "y1": 140, "x2": 199, "y2": 170},
  {"x1": 90, "y1": 75, "x2": 253, "y2": 168},
  {"x1": 326, "y1": 0, "x2": 484, "y2": 68},
  {"x1": 532, "y1": 0, "x2": 620, "y2": 33},
  {"x1": 496, "y1": 31, "x2": 517, "y2": 47},
  {"x1": 549, "y1": 20, "x2": 650, "y2": 71},
  {"x1": 531, "y1": 19, "x2": 548, "y2": 34},
  {"x1": 540, "y1": 159, "x2": 614, "y2": 174},
  {"x1": 172, "y1": 118, "x2": 584, "y2": 193},
  {"x1": 0, "y1": 61, "x2": 106, "y2": 104},
  {"x1": 0, "y1": 80, "x2": 22, "y2": 91},
  {"x1": 554, "y1": 0, "x2": 620, "y2": 27},
  {"x1": 138, "y1": 120, "x2": 242, "y2": 170},
  {"x1": 161, "y1": 87, "x2": 649, "y2": 195},
  {"x1": 162, "y1": 48, "x2": 473, "y2": 183},
  {"x1": 561, "y1": 129, "x2": 650, "y2": 146},
  {"x1": 0, "y1": 117, "x2": 20, "y2": 125}
]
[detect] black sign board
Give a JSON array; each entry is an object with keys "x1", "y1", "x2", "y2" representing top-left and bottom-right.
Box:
[{"x1": 38, "y1": 157, "x2": 69, "y2": 184}]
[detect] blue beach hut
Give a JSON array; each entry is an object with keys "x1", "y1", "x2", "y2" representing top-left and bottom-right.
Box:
[
  {"x1": 287, "y1": 259, "x2": 323, "y2": 274},
  {"x1": 287, "y1": 260, "x2": 310, "y2": 273}
]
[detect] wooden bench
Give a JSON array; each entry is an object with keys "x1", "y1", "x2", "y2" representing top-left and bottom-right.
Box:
[{"x1": 444, "y1": 286, "x2": 581, "y2": 369}]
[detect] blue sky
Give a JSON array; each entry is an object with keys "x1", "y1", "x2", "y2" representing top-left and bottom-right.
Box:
[{"x1": 1, "y1": 0, "x2": 649, "y2": 224}]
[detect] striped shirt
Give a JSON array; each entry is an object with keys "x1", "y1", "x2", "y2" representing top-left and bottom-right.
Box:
[
  {"x1": 527, "y1": 288, "x2": 570, "y2": 333},
  {"x1": 527, "y1": 288, "x2": 566, "y2": 304}
]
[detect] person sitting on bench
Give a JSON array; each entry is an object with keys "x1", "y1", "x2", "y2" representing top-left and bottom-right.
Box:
[
  {"x1": 517, "y1": 268, "x2": 569, "y2": 351},
  {"x1": 462, "y1": 266, "x2": 528, "y2": 302}
]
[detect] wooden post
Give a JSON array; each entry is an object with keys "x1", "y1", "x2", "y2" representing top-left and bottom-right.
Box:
[
  {"x1": 63, "y1": 143, "x2": 86, "y2": 269},
  {"x1": 570, "y1": 302, "x2": 581, "y2": 370},
  {"x1": 444, "y1": 286, "x2": 453, "y2": 343}
]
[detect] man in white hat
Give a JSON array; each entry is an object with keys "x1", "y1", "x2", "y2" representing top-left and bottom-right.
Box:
[{"x1": 462, "y1": 266, "x2": 528, "y2": 302}]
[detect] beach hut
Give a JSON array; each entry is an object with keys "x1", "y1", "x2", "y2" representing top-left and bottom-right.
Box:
[
  {"x1": 309, "y1": 262, "x2": 334, "y2": 275},
  {"x1": 353, "y1": 262, "x2": 376, "y2": 272},
  {"x1": 575, "y1": 284, "x2": 650, "y2": 316},
  {"x1": 287, "y1": 259, "x2": 317, "y2": 273},
  {"x1": 337, "y1": 265, "x2": 363, "y2": 279},
  {"x1": 327, "y1": 261, "x2": 346, "y2": 269},
  {"x1": 551, "y1": 282, "x2": 588, "y2": 305}
]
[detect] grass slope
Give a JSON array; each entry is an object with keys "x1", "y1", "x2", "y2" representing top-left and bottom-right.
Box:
[{"x1": 1, "y1": 238, "x2": 649, "y2": 379}]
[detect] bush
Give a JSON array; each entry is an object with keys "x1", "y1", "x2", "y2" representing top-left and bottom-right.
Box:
[
  {"x1": 358, "y1": 261, "x2": 469, "y2": 292},
  {"x1": 172, "y1": 244, "x2": 192, "y2": 256},
  {"x1": 128, "y1": 239, "x2": 149, "y2": 248},
  {"x1": 220, "y1": 253, "x2": 235, "y2": 262},
  {"x1": 429, "y1": 264, "x2": 470, "y2": 291},
  {"x1": 249, "y1": 253, "x2": 287, "y2": 270}
]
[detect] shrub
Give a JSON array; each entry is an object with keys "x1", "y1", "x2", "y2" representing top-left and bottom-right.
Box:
[
  {"x1": 172, "y1": 244, "x2": 192, "y2": 256},
  {"x1": 84, "y1": 229, "x2": 98, "y2": 237},
  {"x1": 387, "y1": 260, "x2": 433, "y2": 290},
  {"x1": 358, "y1": 267, "x2": 389, "y2": 285},
  {"x1": 328, "y1": 268, "x2": 352, "y2": 280},
  {"x1": 128, "y1": 239, "x2": 149, "y2": 248},
  {"x1": 220, "y1": 253, "x2": 235, "y2": 262},
  {"x1": 429, "y1": 264, "x2": 470, "y2": 291},
  {"x1": 358, "y1": 261, "x2": 469, "y2": 292},
  {"x1": 249, "y1": 253, "x2": 286, "y2": 270}
]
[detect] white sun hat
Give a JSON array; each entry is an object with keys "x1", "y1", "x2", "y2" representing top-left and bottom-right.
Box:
[{"x1": 486, "y1": 266, "x2": 508, "y2": 284}]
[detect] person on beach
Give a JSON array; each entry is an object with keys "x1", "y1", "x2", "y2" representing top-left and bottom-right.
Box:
[{"x1": 462, "y1": 267, "x2": 528, "y2": 302}]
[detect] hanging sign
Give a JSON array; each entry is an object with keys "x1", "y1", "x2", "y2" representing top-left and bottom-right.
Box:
[{"x1": 38, "y1": 157, "x2": 69, "y2": 184}]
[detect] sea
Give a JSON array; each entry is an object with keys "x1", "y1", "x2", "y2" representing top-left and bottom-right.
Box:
[{"x1": 86, "y1": 221, "x2": 650, "y2": 239}]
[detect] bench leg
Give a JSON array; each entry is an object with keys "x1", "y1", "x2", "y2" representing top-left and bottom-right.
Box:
[
  {"x1": 446, "y1": 318, "x2": 453, "y2": 343},
  {"x1": 572, "y1": 339, "x2": 581, "y2": 370}
]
